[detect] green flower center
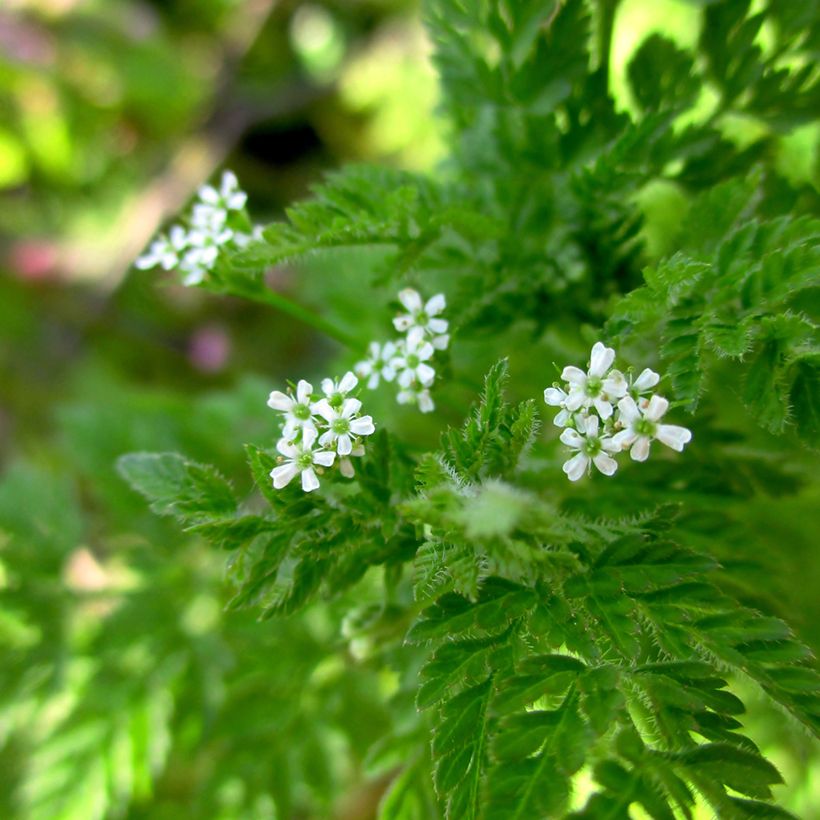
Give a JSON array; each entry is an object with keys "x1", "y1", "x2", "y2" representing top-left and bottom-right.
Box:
[
  {"x1": 329, "y1": 392, "x2": 344, "y2": 409},
  {"x1": 416, "y1": 311, "x2": 429, "y2": 326},
  {"x1": 406, "y1": 354, "x2": 420, "y2": 368},
  {"x1": 331, "y1": 418, "x2": 350, "y2": 435},
  {"x1": 583, "y1": 436, "x2": 602, "y2": 456},
  {"x1": 586, "y1": 376, "x2": 603, "y2": 397},
  {"x1": 296, "y1": 452, "x2": 313, "y2": 470},
  {"x1": 293, "y1": 403, "x2": 311, "y2": 420},
  {"x1": 634, "y1": 418, "x2": 656, "y2": 437}
]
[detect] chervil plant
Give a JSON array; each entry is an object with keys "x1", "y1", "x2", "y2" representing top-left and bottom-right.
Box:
[{"x1": 121, "y1": 1, "x2": 819, "y2": 817}]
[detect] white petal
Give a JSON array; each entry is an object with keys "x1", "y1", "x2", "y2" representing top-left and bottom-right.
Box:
[
  {"x1": 276, "y1": 438, "x2": 297, "y2": 458},
  {"x1": 398, "y1": 288, "x2": 422, "y2": 312},
  {"x1": 321, "y1": 377, "x2": 334, "y2": 396},
  {"x1": 428, "y1": 318, "x2": 448, "y2": 335},
  {"x1": 381, "y1": 365, "x2": 396, "y2": 382},
  {"x1": 563, "y1": 453, "x2": 588, "y2": 482},
  {"x1": 656, "y1": 424, "x2": 692, "y2": 452},
  {"x1": 592, "y1": 453, "x2": 618, "y2": 476},
  {"x1": 645, "y1": 395, "x2": 669, "y2": 422},
  {"x1": 544, "y1": 387, "x2": 567, "y2": 406},
  {"x1": 341, "y1": 397, "x2": 362, "y2": 418},
  {"x1": 183, "y1": 268, "x2": 205, "y2": 286},
  {"x1": 302, "y1": 427, "x2": 318, "y2": 449},
  {"x1": 603, "y1": 370, "x2": 627, "y2": 398},
  {"x1": 296, "y1": 380, "x2": 313, "y2": 404},
  {"x1": 553, "y1": 408, "x2": 570, "y2": 428},
  {"x1": 338, "y1": 371, "x2": 358, "y2": 393},
  {"x1": 396, "y1": 390, "x2": 414, "y2": 405},
  {"x1": 633, "y1": 368, "x2": 660, "y2": 392},
  {"x1": 617, "y1": 396, "x2": 640, "y2": 423},
  {"x1": 418, "y1": 391, "x2": 434, "y2": 413},
  {"x1": 169, "y1": 225, "x2": 188, "y2": 249},
  {"x1": 301, "y1": 468, "x2": 320, "y2": 492},
  {"x1": 593, "y1": 398, "x2": 613, "y2": 420},
  {"x1": 339, "y1": 458, "x2": 354, "y2": 478},
  {"x1": 350, "y1": 443, "x2": 366, "y2": 457},
  {"x1": 367, "y1": 373, "x2": 380, "y2": 389},
  {"x1": 630, "y1": 437, "x2": 651, "y2": 462},
  {"x1": 589, "y1": 342, "x2": 615, "y2": 378},
  {"x1": 611, "y1": 430, "x2": 637, "y2": 450},
  {"x1": 432, "y1": 334, "x2": 450, "y2": 351},
  {"x1": 350, "y1": 416, "x2": 375, "y2": 436},
  {"x1": 267, "y1": 391, "x2": 293, "y2": 411},
  {"x1": 271, "y1": 462, "x2": 299, "y2": 489},
  {"x1": 337, "y1": 434, "x2": 352, "y2": 456},
  {"x1": 583, "y1": 415, "x2": 599, "y2": 437},
  {"x1": 560, "y1": 428, "x2": 584, "y2": 448},
  {"x1": 417, "y1": 341, "x2": 435, "y2": 361},
  {"x1": 381, "y1": 341, "x2": 397, "y2": 359},
  {"x1": 393, "y1": 315, "x2": 413, "y2": 332},
  {"x1": 355, "y1": 360, "x2": 372, "y2": 378},
  {"x1": 198, "y1": 185, "x2": 220, "y2": 205},
  {"x1": 221, "y1": 170, "x2": 238, "y2": 193},
  {"x1": 425, "y1": 293, "x2": 446, "y2": 315},
  {"x1": 600, "y1": 435, "x2": 620, "y2": 453},
  {"x1": 313, "y1": 449, "x2": 336, "y2": 467},
  {"x1": 318, "y1": 430, "x2": 334, "y2": 448},
  {"x1": 416, "y1": 363, "x2": 436, "y2": 386},
  {"x1": 312, "y1": 399, "x2": 336, "y2": 423},
  {"x1": 565, "y1": 389, "x2": 586, "y2": 411},
  {"x1": 406, "y1": 326, "x2": 426, "y2": 350},
  {"x1": 562, "y1": 366, "x2": 586, "y2": 386},
  {"x1": 226, "y1": 191, "x2": 247, "y2": 210},
  {"x1": 398, "y1": 369, "x2": 414, "y2": 389}
]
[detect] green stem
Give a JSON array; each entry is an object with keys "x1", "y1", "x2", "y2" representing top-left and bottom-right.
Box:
[
  {"x1": 597, "y1": 0, "x2": 621, "y2": 89},
  {"x1": 234, "y1": 282, "x2": 362, "y2": 350}
]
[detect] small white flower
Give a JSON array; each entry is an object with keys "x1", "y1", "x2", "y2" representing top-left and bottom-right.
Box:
[
  {"x1": 198, "y1": 170, "x2": 247, "y2": 212},
  {"x1": 135, "y1": 226, "x2": 188, "y2": 271},
  {"x1": 544, "y1": 386, "x2": 572, "y2": 427},
  {"x1": 339, "y1": 442, "x2": 366, "y2": 478},
  {"x1": 612, "y1": 395, "x2": 692, "y2": 462},
  {"x1": 267, "y1": 380, "x2": 317, "y2": 438},
  {"x1": 271, "y1": 428, "x2": 335, "y2": 492},
  {"x1": 391, "y1": 327, "x2": 436, "y2": 388},
  {"x1": 319, "y1": 371, "x2": 358, "y2": 409},
  {"x1": 393, "y1": 289, "x2": 448, "y2": 337},
  {"x1": 191, "y1": 203, "x2": 228, "y2": 232},
  {"x1": 560, "y1": 414, "x2": 619, "y2": 481},
  {"x1": 631, "y1": 368, "x2": 660, "y2": 395},
  {"x1": 562, "y1": 341, "x2": 627, "y2": 420},
  {"x1": 355, "y1": 341, "x2": 398, "y2": 389},
  {"x1": 313, "y1": 397, "x2": 375, "y2": 456},
  {"x1": 397, "y1": 385, "x2": 435, "y2": 413}
]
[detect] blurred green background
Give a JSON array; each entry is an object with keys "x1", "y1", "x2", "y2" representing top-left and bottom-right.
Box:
[{"x1": 0, "y1": 1, "x2": 818, "y2": 818}]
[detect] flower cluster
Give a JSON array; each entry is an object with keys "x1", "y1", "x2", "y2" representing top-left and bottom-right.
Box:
[
  {"x1": 545, "y1": 342, "x2": 692, "y2": 481},
  {"x1": 266, "y1": 372, "x2": 375, "y2": 492},
  {"x1": 135, "y1": 171, "x2": 259, "y2": 286},
  {"x1": 354, "y1": 288, "x2": 449, "y2": 413}
]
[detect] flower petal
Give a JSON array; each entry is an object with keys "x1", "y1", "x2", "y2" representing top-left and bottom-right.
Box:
[
  {"x1": 656, "y1": 424, "x2": 692, "y2": 452},
  {"x1": 276, "y1": 438, "x2": 297, "y2": 458},
  {"x1": 565, "y1": 389, "x2": 586, "y2": 411},
  {"x1": 562, "y1": 366, "x2": 586, "y2": 386},
  {"x1": 633, "y1": 368, "x2": 660, "y2": 392},
  {"x1": 302, "y1": 427, "x2": 318, "y2": 449},
  {"x1": 583, "y1": 414, "x2": 599, "y2": 437},
  {"x1": 416, "y1": 363, "x2": 436, "y2": 386},
  {"x1": 301, "y1": 467, "x2": 320, "y2": 492},
  {"x1": 311, "y1": 399, "x2": 335, "y2": 423},
  {"x1": 553, "y1": 408, "x2": 571, "y2": 427},
  {"x1": 645, "y1": 394, "x2": 669, "y2": 421},
  {"x1": 313, "y1": 449, "x2": 335, "y2": 467},
  {"x1": 381, "y1": 341, "x2": 397, "y2": 359},
  {"x1": 425, "y1": 293, "x2": 446, "y2": 315},
  {"x1": 592, "y1": 453, "x2": 618, "y2": 476},
  {"x1": 341, "y1": 397, "x2": 362, "y2": 418},
  {"x1": 589, "y1": 342, "x2": 615, "y2": 378},
  {"x1": 617, "y1": 396, "x2": 640, "y2": 423},
  {"x1": 337, "y1": 434, "x2": 352, "y2": 456},
  {"x1": 406, "y1": 326, "x2": 426, "y2": 350},
  {"x1": 560, "y1": 428, "x2": 584, "y2": 448},
  {"x1": 432, "y1": 334, "x2": 450, "y2": 351},
  {"x1": 398, "y1": 288, "x2": 422, "y2": 312},
  {"x1": 630, "y1": 437, "x2": 651, "y2": 462},
  {"x1": 610, "y1": 430, "x2": 636, "y2": 450},
  {"x1": 338, "y1": 371, "x2": 358, "y2": 394},
  {"x1": 593, "y1": 398, "x2": 613, "y2": 420},
  {"x1": 321, "y1": 377, "x2": 334, "y2": 396},
  {"x1": 397, "y1": 369, "x2": 414, "y2": 389},
  {"x1": 271, "y1": 462, "x2": 298, "y2": 489},
  {"x1": 563, "y1": 453, "x2": 588, "y2": 482},
  {"x1": 267, "y1": 391, "x2": 293, "y2": 411},
  {"x1": 603, "y1": 370, "x2": 627, "y2": 398},
  {"x1": 296, "y1": 380, "x2": 313, "y2": 404},
  {"x1": 350, "y1": 416, "x2": 375, "y2": 436},
  {"x1": 544, "y1": 387, "x2": 566, "y2": 406},
  {"x1": 340, "y1": 458, "x2": 354, "y2": 478},
  {"x1": 381, "y1": 365, "x2": 396, "y2": 382},
  {"x1": 367, "y1": 373, "x2": 380, "y2": 389},
  {"x1": 418, "y1": 391, "x2": 434, "y2": 413},
  {"x1": 428, "y1": 318, "x2": 449, "y2": 335},
  {"x1": 393, "y1": 316, "x2": 413, "y2": 332}
]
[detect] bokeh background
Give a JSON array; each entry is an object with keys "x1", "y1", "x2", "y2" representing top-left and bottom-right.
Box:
[{"x1": 1, "y1": 1, "x2": 818, "y2": 818}]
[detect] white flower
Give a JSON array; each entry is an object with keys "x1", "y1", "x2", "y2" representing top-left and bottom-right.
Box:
[
  {"x1": 391, "y1": 328, "x2": 436, "y2": 388},
  {"x1": 397, "y1": 385, "x2": 435, "y2": 413},
  {"x1": 393, "y1": 289, "x2": 448, "y2": 337},
  {"x1": 561, "y1": 342, "x2": 627, "y2": 420},
  {"x1": 198, "y1": 170, "x2": 247, "y2": 212},
  {"x1": 560, "y1": 414, "x2": 620, "y2": 481},
  {"x1": 271, "y1": 428, "x2": 335, "y2": 492},
  {"x1": 355, "y1": 341, "x2": 398, "y2": 389},
  {"x1": 612, "y1": 395, "x2": 692, "y2": 462},
  {"x1": 339, "y1": 442, "x2": 366, "y2": 478},
  {"x1": 313, "y1": 397, "x2": 375, "y2": 456},
  {"x1": 544, "y1": 386, "x2": 572, "y2": 427},
  {"x1": 631, "y1": 368, "x2": 660, "y2": 395},
  {"x1": 319, "y1": 371, "x2": 358, "y2": 408},
  {"x1": 135, "y1": 226, "x2": 188, "y2": 271},
  {"x1": 267, "y1": 380, "x2": 317, "y2": 438}
]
